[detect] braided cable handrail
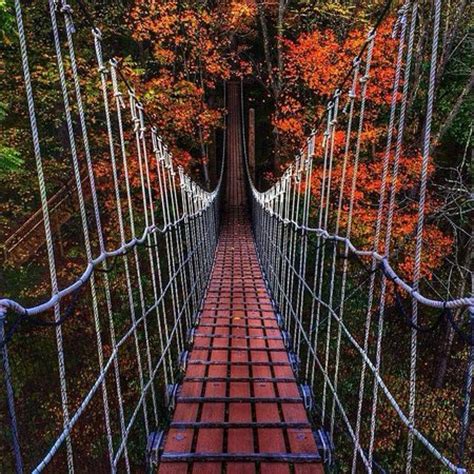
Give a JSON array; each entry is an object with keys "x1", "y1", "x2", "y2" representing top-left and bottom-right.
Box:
[
  {"x1": 258, "y1": 234, "x2": 463, "y2": 472},
  {"x1": 248, "y1": 163, "x2": 471, "y2": 474},
  {"x1": 0, "y1": 207, "x2": 212, "y2": 319},
  {"x1": 32, "y1": 248, "x2": 203, "y2": 473},
  {"x1": 255, "y1": 207, "x2": 474, "y2": 310},
  {"x1": 1, "y1": 0, "x2": 227, "y2": 471},
  {"x1": 1, "y1": 0, "x2": 226, "y2": 321},
  {"x1": 244, "y1": 9, "x2": 472, "y2": 311}
]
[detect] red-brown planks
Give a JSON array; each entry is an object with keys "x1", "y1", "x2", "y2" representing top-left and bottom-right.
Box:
[{"x1": 158, "y1": 82, "x2": 323, "y2": 473}]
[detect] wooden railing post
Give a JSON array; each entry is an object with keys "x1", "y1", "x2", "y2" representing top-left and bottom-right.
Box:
[{"x1": 248, "y1": 108, "x2": 256, "y2": 182}]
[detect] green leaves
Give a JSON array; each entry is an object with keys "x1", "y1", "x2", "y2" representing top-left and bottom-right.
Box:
[
  {"x1": 0, "y1": 0, "x2": 16, "y2": 44},
  {"x1": 0, "y1": 144, "x2": 23, "y2": 175}
]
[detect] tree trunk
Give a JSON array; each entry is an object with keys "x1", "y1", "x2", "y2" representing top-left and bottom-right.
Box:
[
  {"x1": 433, "y1": 239, "x2": 472, "y2": 388},
  {"x1": 256, "y1": 0, "x2": 282, "y2": 172},
  {"x1": 276, "y1": 0, "x2": 287, "y2": 89},
  {"x1": 437, "y1": 0, "x2": 469, "y2": 86},
  {"x1": 248, "y1": 108, "x2": 256, "y2": 182},
  {"x1": 256, "y1": 0, "x2": 279, "y2": 100},
  {"x1": 198, "y1": 126, "x2": 211, "y2": 190},
  {"x1": 432, "y1": 69, "x2": 474, "y2": 147}
]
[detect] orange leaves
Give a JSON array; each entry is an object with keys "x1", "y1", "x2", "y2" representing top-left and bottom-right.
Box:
[
  {"x1": 129, "y1": 0, "x2": 232, "y2": 82},
  {"x1": 140, "y1": 74, "x2": 222, "y2": 152},
  {"x1": 307, "y1": 141, "x2": 452, "y2": 283},
  {"x1": 128, "y1": 1, "x2": 179, "y2": 43},
  {"x1": 275, "y1": 19, "x2": 400, "y2": 159},
  {"x1": 272, "y1": 15, "x2": 452, "y2": 283},
  {"x1": 274, "y1": 115, "x2": 305, "y2": 138},
  {"x1": 282, "y1": 29, "x2": 340, "y2": 96},
  {"x1": 172, "y1": 149, "x2": 193, "y2": 170},
  {"x1": 281, "y1": 22, "x2": 399, "y2": 101},
  {"x1": 226, "y1": 0, "x2": 257, "y2": 33},
  {"x1": 151, "y1": 45, "x2": 176, "y2": 66},
  {"x1": 125, "y1": 0, "x2": 233, "y2": 177},
  {"x1": 396, "y1": 225, "x2": 453, "y2": 281}
]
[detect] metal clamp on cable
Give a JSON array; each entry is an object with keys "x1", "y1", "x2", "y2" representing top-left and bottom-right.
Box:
[
  {"x1": 187, "y1": 327, "x2": 196, "y2": 345},
  {"x1": 300, "y1": 384, "x2": 313, "y2": 412},
  {"x1": 289, "y1": 352, "x2": 300, "y2": 376},
  {"x1": 276, "y1": 313, "x2": 284, "y2": 328},
  {"x1": 58, "y1": 1, "x2": 76, "y2": 34},
  {"x1": 314, "y1": 429, "x2": 334, "y2": 465},
  {"x1": 165, "y1": 383, "x2": 179, "y2": 411},
  {"x1": 179, "y1": 350, "x2": 189, "y2": 373},
  {"x1": 146, "y1": 431, "x2": 164, "y2": 467},
  {"x1": 281, "y1": 329, "x2": 292, "y2": 349}
]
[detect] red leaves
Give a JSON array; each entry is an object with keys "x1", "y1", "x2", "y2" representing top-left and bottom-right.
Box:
[{"x1": 272, "y1": 17, "x2": 452, "y2": 282}]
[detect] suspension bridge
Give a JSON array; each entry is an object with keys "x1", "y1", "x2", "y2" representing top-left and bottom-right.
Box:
[{"x1": 0, "y1": 0, "x2": 473, "y2": 473}]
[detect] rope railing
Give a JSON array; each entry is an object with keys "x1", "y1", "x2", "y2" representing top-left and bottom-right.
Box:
[
  {"x1": 0, "y1": 1, "x2": 225, "y2": 472},
  {"x1": 243, "y1": 1, "x2": 473, "y2": 472}
]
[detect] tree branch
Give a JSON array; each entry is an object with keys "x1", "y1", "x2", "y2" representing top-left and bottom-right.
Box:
[{"x1": 433, "y1": 69, "x2": 474, "y2": 146}]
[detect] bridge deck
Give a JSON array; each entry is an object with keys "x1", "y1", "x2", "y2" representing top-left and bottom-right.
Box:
[{"x1": 158, "y1": 83, "x2": 323, "y2": 473}]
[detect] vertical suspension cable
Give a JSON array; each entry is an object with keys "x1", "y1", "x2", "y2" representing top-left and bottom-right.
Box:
[
  {"x1": 93, "y1": 29, "x2": 151, "y2": 444},
  {"x1": 48, "y1": 2, "x2": 116, "y2": 468},
  {"x1": 4, "y1": 2, "x2": 225, "y2": 470},
  {"x1": 407, "y1": 0, "x2": 441, "y2": 470},
  {"x1": 142, "y1": 123, "x2": 172, "y2": 388},
  {"x1": 329, "y1": 62, "x2": 360, "y2": 437},
  {"x1": 157, "y1": 142, "x2": 185, "y2": 355},
  {"x1": 308, "y1": 102, "x2": 333, "y2": 386},
  {"x1": 129, "y1": 94, "x2": 160, "y2": 427},
  {"x1": 58, "y1": 7, "x2": 131, "y2": 464},
  {"x1": 364, "y1": 10, "x2": 411, "y2": 472},
  {"x1": 320, "y1": 92, "x2": 340, "y2": 423},
  {"x1": 350, "y1": 6, "x2": 410, "y2": 469},
  {"x1": 14, "y1": 0, "x2": 74, "y2": 470},
  {"x1": 295, "y1": 138, "x2": 315, "y2": 359}
]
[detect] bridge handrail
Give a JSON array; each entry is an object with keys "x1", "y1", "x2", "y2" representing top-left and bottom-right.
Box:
[
  {"x1": 1, "y1": 1, "x2": 227, "y2": 472},
  {"x1": 0, "y1": 208, "x2": 210, "y2": 318},
  {"x1": 0, "y1": 31, "x2": 226, "y2": 321},
  {"x1": 256, "y1": 208, "x2": 474, "y2": 310}
]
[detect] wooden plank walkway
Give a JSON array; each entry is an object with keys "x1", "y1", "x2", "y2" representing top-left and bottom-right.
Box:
[{"x1": 158, "y1": 82, "x2": 323, "y2": 473}]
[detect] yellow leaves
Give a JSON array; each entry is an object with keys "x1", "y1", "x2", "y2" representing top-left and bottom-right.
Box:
[
  {"x1": 151, "y1": 45, "x2": 176, "y2": 65},
  {"x1": 274, "y1": 116, "x2": 304, "y2": 136},
  {"x1": 227, "y1": 0, "x2": 257, "y2": 31}
]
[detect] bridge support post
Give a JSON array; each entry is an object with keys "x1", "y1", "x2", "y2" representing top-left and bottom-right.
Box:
[{"x1": 248, "y1": 108, "x2": 256, "y2": 182}]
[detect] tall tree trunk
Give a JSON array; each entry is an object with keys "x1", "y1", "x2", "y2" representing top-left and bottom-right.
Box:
[
  {"x1": 256, "y1": 0, "x2": 286, "y2": 171},
  {"x1": 437, "y1": 0, "x2": 469, "y2": 86},
  {"x1": 432, "y1": 70, "x2": 474, "y2": 147},
  {"x1": 256, "y1": 0, "x2": 279, "y2": 100},
  {"x1": 433, "y1": 239, "x2": 473, "y2": 388},
  {"x1": 276, "y1": 0, "x2": 288, "y2": 89},
  {"x1": 198, "y1": 126, "x2": 211, "y2": 190}
]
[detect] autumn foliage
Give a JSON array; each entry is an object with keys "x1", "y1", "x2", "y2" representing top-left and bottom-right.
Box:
[
  {"x1": 126, "y1": 0, "x2": 257, "y2": 176},
  {"x1": 272, "y1": 21, "x2": 453, "y2": 282}
]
